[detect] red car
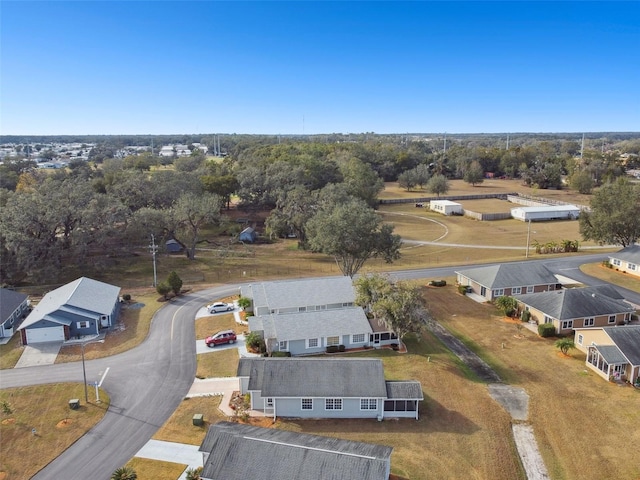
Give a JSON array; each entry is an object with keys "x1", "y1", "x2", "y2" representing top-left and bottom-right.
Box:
[{"x1": 205, "y1": 330, "x2": 237, "y2": 347}]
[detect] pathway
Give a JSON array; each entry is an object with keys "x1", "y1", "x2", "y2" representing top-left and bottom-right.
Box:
[{"x1": 423, "y1": 317, "x2": 549, "y2": 479}]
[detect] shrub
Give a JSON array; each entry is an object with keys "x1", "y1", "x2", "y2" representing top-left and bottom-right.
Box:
[
  {"x1": 457, "y1": 284, "x2": 469, "y2": 294},
  {"x1": 271, "y1": 351, "x2": 291, "y2": 357},
  {"x1": 245, "y1": 331, "x2": 263, "y2": 350},
  {"x1": 122, "y1": 293, "x2": 131, "y2": 302},
  {"x1": 237, "y1": 296, "x2": 251, "y2": 309},
  {"x1": 338, "y1": 345, "x2": 345, "y2": 352},
  {"x1": 521, "y1": 310, "x2": 531, "y2": 323},
  {"x1": 429, "y1": 280, "x2": 447, "y2": 287},
  {"x1": 326, "y1": 345, "x2": 339, "y2": 353},
  {"x1": 495, "y1": 296, "x2": 518, "y2": 317},
  {"x1": 538, "y1": 323, "x2": 556, "y2": 337},
  {"x1": 602, "y1": 260, "x2": 612, "y2": 269}
]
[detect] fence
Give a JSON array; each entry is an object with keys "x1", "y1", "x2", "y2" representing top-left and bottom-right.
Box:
[
  {"x1": 463, "y1": 210, "x2": 512, "y2": 221},
  {"x1": 379, "y1": 192, "x2": 517, "y2": 205}
]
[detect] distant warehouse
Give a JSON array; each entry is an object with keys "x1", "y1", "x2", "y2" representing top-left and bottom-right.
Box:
[
  {"x1": 511, "y1": 205, "x2": 580, "y2": 222},
  {"x1": 430, "y1": 200, "x2": 463, "y2": 216}
]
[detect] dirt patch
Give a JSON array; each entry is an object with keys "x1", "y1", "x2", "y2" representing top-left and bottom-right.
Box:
[
  {"x1": 556, "y1": 352, "x2": 572, "y2": 359},
  {"x1": 56, "y1": 419, "x2": 73, "y2": 428},
  {"x1": 1, "y1": 418, "x2": 15, "y2": 425},
  {"x1": 424, "y1": 318, "x2": 501, "y2": 383},
  {"x1": 0, "y1": 471, "x2": 7, "y2": 480}
]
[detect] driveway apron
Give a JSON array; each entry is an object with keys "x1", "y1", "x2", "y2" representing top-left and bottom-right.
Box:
[{"x1": 14, "y1": 342, "x2": 62, "y2": 368}]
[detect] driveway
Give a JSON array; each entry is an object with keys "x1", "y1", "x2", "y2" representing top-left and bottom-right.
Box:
[
  {"x1": 195, "y1": 334, "x2": 250, "y2": 355},
  {"x1": 14, "y1": 342, "x2": 63, "y2": 368}
]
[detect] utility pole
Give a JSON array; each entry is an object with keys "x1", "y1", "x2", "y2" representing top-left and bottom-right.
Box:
[
  {"x1": 580, "y1": 133, "x2": 585, "y2": 159},
  {"x1": 506, "y1": 134, "x2": 510, "y2": 150},
  {"x1": 149, "y1": 234, "x2": 158, "y2": 287}
]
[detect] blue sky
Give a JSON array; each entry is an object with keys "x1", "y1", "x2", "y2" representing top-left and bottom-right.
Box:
[{"x1": 1, "y1": 1, "x2": 638, "y2": 135}]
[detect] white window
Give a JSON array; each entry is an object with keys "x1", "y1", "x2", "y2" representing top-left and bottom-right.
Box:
[
  {"x1": 526, "y1": 286, "x2": 534, "y2": 293},
  {"x1": 298, "y1": 306, "x2": 307, "y2": 312},
  {"x1": 77, "y1": 321, "x2": 89, "y2": 329},
  {"x1": 561, "y1": 320, "x2": 573, "y2": 330},
  {"x1": 512, "y1": 287, "x2": 522, "y2": 295},
  {"x1": 629, "y1": 263, "x2": 637, "y2": 271},
  {"x1": 307, "y1": 338, "x2": 319, "y2": 348},
  {"x1": 352, "y1": 333, "x2": 365, "y2": 343},
  {"x1": 625, "y1": 313, "x2": 631, "y2": 322},
  {"x1": 612, "y1": 258, "x2": 621, "y2": 266},
  {"x1": 544, "y1": 316, "x2": 553, "y2": 324},
  {"x1": 608, "y1": 315, "x2": 616, "y2": 324},
  {"x1": 325, "y1": 398, "x2": 342, "y2": 410},
  {"x1": 266, "y1": 398, "x2": 273, "y2": 407},
  {"x1": 279, "y1": 340, "x2": 288, "y2": 351},
  {"x1": 584, "y1": 318, "x2": 595, "y2": 327},
  {"x1": 326, "y1": 336, "x2": 340, "y2": 346},
  {"x1": 494, "y1": 289, "x2": 504, "y2": 297},
  {"x1": 301, "y1": 398, "x2": 313, "y2": 410},
  {"x1": 360, "y1": 398, "x2": 377, "y2": 410},
  {"x1": 577, "y1": 334, "x2": 583, "y2": 345}
]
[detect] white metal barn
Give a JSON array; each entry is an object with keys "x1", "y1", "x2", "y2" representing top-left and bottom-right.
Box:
[
  {"x1": 430, "y1": 200, "x2": 463, "y2": 216},
  {"x1": 511, "y1": 205, "x2": 580, "y2": 222}
]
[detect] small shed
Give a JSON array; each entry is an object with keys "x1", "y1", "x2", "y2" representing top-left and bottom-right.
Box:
[
  {"x1": 430, "y1": 200, "x2": 463, "y2": 216},
  {"x1": 239, "y1": 227, "x2": 257, "y2": 243},
  {"x1": 511, "y1": 205, "x2": 580, "y2": 222},
  {"x1": 165, "y1": 239, "x2": 183, "y2": 253}
]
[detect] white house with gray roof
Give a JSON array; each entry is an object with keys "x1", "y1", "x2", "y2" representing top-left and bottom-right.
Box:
[
  {"x1": 243, "y1": 277, "x2": 398, "y2": 354},
  {"x1": 515, "y1": 286, "x2": 635, "y2": 335},
  {"x1": 0, "y1": 289, "x2": 29, "y2": 338},
  {"x1": 608, "y1": 244, "x2": 640, "y2": 278},
  {"x1": 237, "y1": 358, "x2": 423, "y2": 420},
  {"x1": 574, "y1": 325, "x2": 640, "y2": 385},
  {"x1": 456, "y1": 262, "x2": 560, "y2": 301},
  {"x1": 199, "y1": 421, "x2": 393, "y2": 480},
  {"x1": 18, "y1": 277, "x2": 120, "y2": 344}
]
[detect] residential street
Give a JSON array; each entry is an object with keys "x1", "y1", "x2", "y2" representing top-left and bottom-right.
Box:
[{"x1": 0, "y1": 253, "x2": 637, "y2": 479}]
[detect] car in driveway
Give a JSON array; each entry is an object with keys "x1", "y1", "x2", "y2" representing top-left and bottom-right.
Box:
[
  {"x1": 205, "y1": 330, "x2": 237, "y2": 347},
  {"x1": 207, "y1": 302, "x2": 233, "y2": 313}
]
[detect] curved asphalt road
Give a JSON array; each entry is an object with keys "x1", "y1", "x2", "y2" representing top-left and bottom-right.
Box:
[
  {"x1": 1, "y1": 254, "x2": 638, "y2": 479},
  {"x1": 0, "y1": 284, "x2": 239, "y2": 480}
]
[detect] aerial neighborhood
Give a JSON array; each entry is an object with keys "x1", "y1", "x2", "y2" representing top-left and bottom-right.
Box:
[{"x1": 1, "y1": 131, "x2": 639, "y2": 480}]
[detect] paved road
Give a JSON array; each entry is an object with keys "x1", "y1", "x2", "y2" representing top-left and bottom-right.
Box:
[
  {"x1": 0, "y1": 284, "x2": 239, "y2": 480},
  {"x1": 1, "y1": 253, "x2": 637, "y2": 480}
]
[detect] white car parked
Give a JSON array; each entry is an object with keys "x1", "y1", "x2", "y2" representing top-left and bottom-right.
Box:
[{"x1": 207, "y1": 302, "x2": 233, "y2": 314}]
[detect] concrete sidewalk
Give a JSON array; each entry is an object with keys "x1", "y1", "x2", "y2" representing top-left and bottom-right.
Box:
[
  {"x1": 186, "y1": 377, "x2": 239, "y2": 417},
  {"x1": 135, "y1": 440, "x2": 201, "y2": 480}
]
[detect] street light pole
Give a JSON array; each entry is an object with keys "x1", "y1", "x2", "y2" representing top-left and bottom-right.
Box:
[
  {"x1": 81, "y1": 342, "x2": 88, "y2": 403},
  {"x1": 149, "y1": 234, "x2": 158, "y2": 287},
  {"x1": 526, "y1": 219, "x2": 532, "y2": 258}
]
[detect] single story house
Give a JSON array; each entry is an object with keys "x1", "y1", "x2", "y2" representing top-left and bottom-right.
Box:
[
  {"x1": 239, "y1": 227, "x2": 257, "y2": 243},
  {"x1": 18, "y1": 277, "x2": 121, "y2": 345},
  {"x1": 199, "y1": 421, "x2": 393, "y2": 480},
  {"x1": 609, "y1": 244, "x2": 640, "y2": 278},
  {"x1": 515, "y1": 285, "x2": 635, "y2": 335},
  {"x1": 456, "y1": 263, "x2": 560, "y2": 301},
  {"x1": 237, "y1": 357, "x2": 423, "y2": 420},
  {"x1": 243, "y1": 277, "x2": 398, "y2": 353},
  {"x1": 574, "y1": 325, "x2": 640, "y2": 385},
  {"x1": 430, "y1": 199, "x2": 463, "y2": 216},
  {"x1": 0, "y1": 289, "x2": 29, "y2": 338},
  {"x1": 510, "y1": 205, "x2": 580, "y2": 221},
  {"x1": 249, "y1": 307, "x2": 379, "y2": 355}
]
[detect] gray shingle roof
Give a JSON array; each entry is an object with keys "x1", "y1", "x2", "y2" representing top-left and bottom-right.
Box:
[
  {"x1": 610, "y1": 244, "x2": 640, "y2": 264},
  {"x1": 241, "y1": 358, "x2": 388, "y2": 398},
  {"x1": 249, "y1": 307, "x2": 371, "y2": 342},
  {"x1": 200, "y1": 421, "x2": 392, "y2": 480},
  {"x1": 0, "y1": 288, "x2": 28, "y2": 323},
  {"x1": 242, "y1": 276, "x2": 355, "y2": 310},
  {"x1": 594, "y1": 345, "x2": 628, "y2": 364},
  {"x1": 385, "y1": 381, "x2": 424, "y2": 400},
  {"x1": 19, "y1": 277, "x2": 120, "y2": 329},
  {"x1": 516, "y1": 287, "x2": 635, "y2": 320},
  {"x1": 455, "y1": 263, "x2": 558, "y2": 289},
  {"x1": 605, "y1": 325, "x2": 640, "y2": 365}
]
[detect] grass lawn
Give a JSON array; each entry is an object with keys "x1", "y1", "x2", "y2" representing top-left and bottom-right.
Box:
[
  {"x1": 124, "y1": 458, "x2": 188, "y2": 480},
  {"x1": 425, "y1": 285, "x2": 640, "y2": 480},
  {"x1": 194, "y1": 312, "x2": 244, "y2": 341},
  {"x1": 196, "y1": 348, "x2": 240, "y2": 379},
  {"x1": 580, "y1": 262, "x2": 640, "y2": 294},
  {"x1": 0, "y1": 383, "x2": 109, "y2": 479},
  {"x1": 0, "y1": 335, "x2": 24, "y2": 370},
  {"x1": 153, "y1": 395, "x2": 227, "y2": 445}
]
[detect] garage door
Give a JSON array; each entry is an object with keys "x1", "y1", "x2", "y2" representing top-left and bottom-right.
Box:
[{"x1": 25, "y1": 326, "x2": 65, "y2": 344}]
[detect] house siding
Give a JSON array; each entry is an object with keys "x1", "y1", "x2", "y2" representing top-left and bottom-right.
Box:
[
  {"x1": 574, "y1": 329, "x2": 613, "y2": 354},
  {"x1": 273, "y1": 397, "x2": 384, "y2": 419},
  {"x1": 609, "y1": 257, "x2": 640, "y2": 278}
]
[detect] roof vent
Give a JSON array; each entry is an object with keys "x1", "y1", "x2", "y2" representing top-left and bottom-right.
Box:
[{"x1": 592, "y1": 293, "x2": 596, "y2": 297}]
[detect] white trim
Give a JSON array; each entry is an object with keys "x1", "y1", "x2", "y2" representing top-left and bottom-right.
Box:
[{"x1": 351, "y1": 333, "x2": 366, "y2": 344}]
